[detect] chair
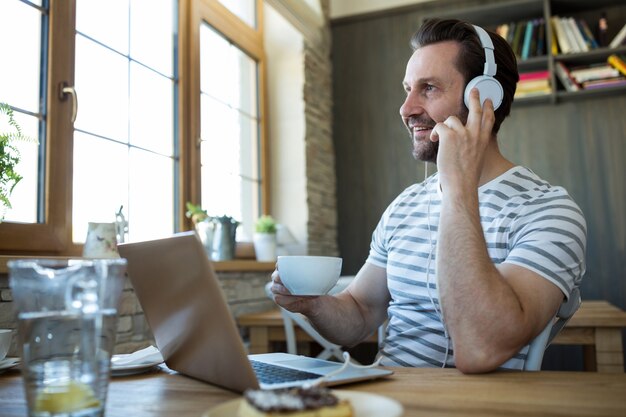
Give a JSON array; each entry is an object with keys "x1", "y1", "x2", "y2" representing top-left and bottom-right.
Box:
[
  {"x1": 265, "y1": 276, "x2": 378, "y2": 363},
  {"x1": 523, "y1": 287, "x2": 581, "y2": 371}
]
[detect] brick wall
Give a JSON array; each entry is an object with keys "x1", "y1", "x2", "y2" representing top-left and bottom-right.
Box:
[{"x1": 304, "y1": 0, "x2": 339, "y2": 257}]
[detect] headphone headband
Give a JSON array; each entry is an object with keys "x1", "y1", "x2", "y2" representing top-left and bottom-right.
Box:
[
  {"x1": 472, "y1": 25, "x2": 497, "y2": 77},
  {"x1": 463, "y1": 24, "x2": 503, "y2": 111}
]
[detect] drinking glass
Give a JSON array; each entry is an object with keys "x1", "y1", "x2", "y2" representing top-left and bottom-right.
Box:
[{"x1": 8, "y1": 259, "x2": 126, "y2": 417}]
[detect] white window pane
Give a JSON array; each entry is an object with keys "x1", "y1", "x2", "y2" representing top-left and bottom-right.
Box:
[
  {"x1": 217, "y1": 0, "x2": 256, "y2": 29},
  {"x1": 235, "y1": 48, "x2": 258, "y2": 118},
  {"x1": 239, "y1": 113, "x2": 259, "y2": 181},
  {"x1": 0, "y1": 1, "x2": 42, "y2": 113},
  {"x1": 200, "y1": 25, "x2": 234, "y2": 105},
  {"x1": 201, "y1": 169, "x2": 241, "y2": 220},
  {"x1": 130, "y1": 0, "x2": 175, "y2": 76},
  {"x1": 128, "y1": 149, "x2": 174, "y2": 241},
  {"x1": 76, "y1": 0, "x2": 129, "y2": 55},
  {"x1": 75, "y1": 35, "x2": 129, "y2": 142},
  {"x1": 200, "y1": 95, "x2": 239, "y2": 171},
  {"x1": 2, "y1": 112, "x2": 40, "y2": 223},
  {"x1": 200, "y1": 24, "x2": 258, "y2": 117},
  {"x1": 238, "y1": 177, "x2": 259, "y2": 240},
  {"x1": 130, "y1": 63, "x2": 174, "y2": 156},
  {"x1": 72, "y1": 133, "x2": 129, "y2": 243}
]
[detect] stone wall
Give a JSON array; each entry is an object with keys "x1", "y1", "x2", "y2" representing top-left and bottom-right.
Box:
[
  {"x1": 304, "y1": 0, "x2": 339, "y2": 257},
  {"x1": 0, "y1": 271, "x2": 274, "y2": 355}
]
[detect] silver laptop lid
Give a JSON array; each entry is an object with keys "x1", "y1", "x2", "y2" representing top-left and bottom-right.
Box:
[{"x1": 118, "y1": 231, "x2": 260, "y2": 392}]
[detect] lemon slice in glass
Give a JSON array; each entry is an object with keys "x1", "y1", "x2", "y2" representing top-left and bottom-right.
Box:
[{"x1": 34, "y1": 381, "x2": 101, "y2": 413}]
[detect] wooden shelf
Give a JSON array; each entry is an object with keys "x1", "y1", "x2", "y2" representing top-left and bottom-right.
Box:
[{"x1": 427, "y1": 0, "x2": 626, "y2": 106}]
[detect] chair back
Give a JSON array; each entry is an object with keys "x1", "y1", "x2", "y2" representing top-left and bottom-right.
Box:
[
  {"x1": 523, "y1": 287, "x2": 581, "y2": 371},
  {"x1": 264, "y1": 280, "x2": 349, "y2": 361}
]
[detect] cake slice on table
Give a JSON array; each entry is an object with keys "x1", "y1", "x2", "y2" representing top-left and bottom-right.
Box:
[{"x1": 239, "y1": 386, "x2": 353, "y2": 417}]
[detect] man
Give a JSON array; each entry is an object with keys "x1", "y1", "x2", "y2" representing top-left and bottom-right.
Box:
[{"x1": 270, "y1": 19, "x2": 587, "y2": 373}]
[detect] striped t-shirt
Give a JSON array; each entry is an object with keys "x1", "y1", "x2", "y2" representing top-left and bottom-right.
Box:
[{"x1": 367, "y1": 166, "x2": 587, "y2": 369}]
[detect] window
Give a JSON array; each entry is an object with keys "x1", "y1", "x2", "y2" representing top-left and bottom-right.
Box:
[
  {"x1": 187, "y1": 0, "x2": 268, "y2": 241},
  {"x1": 0, "y1": 0, "x2": 46, "y2": 224},
  {"x1": 199, "y1": 24, "x2": 260, "y2": 240},
  {"x1": 72, "y1": 0, "x2": 177, "y2": 242},
  {"x1": 0, "y1": 0, "x2": 269, "y2": 255}
]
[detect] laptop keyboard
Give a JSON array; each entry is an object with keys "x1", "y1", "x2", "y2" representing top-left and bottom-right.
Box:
[{"x1": 250, "y1": 360, "x2": 321, "y2": 384}]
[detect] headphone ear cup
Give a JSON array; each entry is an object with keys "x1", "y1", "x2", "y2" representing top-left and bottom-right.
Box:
[{"x1": 464, "y1": 75, "x2": 504, "y2": 110}]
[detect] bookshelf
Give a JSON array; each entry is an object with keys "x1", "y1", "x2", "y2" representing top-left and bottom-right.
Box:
[{"x1": 427, "y1": 0, "x2": 626, "y2": 106}]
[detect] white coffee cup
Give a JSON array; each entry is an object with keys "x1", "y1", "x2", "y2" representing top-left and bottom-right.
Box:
[
  {"x1": 0, "y1": 329, "x2": 12, "y2": 361},
  {"x1": 277, "y1": 256, "x2": 342, "y2": 295}
]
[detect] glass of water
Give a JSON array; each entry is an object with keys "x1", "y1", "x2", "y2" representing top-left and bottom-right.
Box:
[{"x1": 8, "y1": 259, "x2": 126, "y2": 417}]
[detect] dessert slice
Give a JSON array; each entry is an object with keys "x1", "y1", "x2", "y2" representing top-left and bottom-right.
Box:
[{"x1": 238, "y1": 387, "x2": 353, "y2": 417}]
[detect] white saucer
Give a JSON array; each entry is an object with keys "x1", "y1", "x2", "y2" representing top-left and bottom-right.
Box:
[
  {"x1": 0, "y1": 357, "x2": 20, "y2": 373},
  {"x1": 202, "y1": 390, "x2": 403, "y2": 417},
  {"x1": 111, "y1": 356, "x2": 163, "y2": 377}
]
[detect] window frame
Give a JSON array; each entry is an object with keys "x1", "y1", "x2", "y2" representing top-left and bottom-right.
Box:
[
  {"x1": 183, "y1": 0, "x2": 270, "y2": 232},
  {"x1": 0, "y1": 0, "x2": 75, "y2": 254},
  {"x1": 0, "y1": 0, "x2": 271, "y2": 255}
]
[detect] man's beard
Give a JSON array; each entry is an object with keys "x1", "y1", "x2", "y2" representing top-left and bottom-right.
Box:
[{"x1": 407, "y1": 102, "x2": 468, "y2": 163}]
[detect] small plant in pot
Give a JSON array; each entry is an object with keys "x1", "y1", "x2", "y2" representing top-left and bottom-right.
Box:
[
  {"x1": 253, "y1": 215, "x2": 277, "y2": 262},
  {"x1": 185, "y1": 202, "x2": 213, "y2": 254}
]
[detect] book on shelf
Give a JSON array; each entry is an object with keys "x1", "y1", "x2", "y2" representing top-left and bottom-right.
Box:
[
  {"x1": 521, "y1": 20, "x2": 535, "y2": 60},
  {"x1": 551, "y1": 16, "x2": 571, "y2": 54},
  {"x1": 607, "y1": 54, "x2": 626, "y2": 77},
  {"x1": 570, "y1": 64, "x2": 620, "y2": 83},
  {"x1": 566, "y1": 17, "x2": 588, "y2": 53},
  {"x1": 550, "y1": 23, "x2": 559, "y2": 55},
  {"x1": 609, "y1": 23, "x2": 626, "y2": 49},
  {"x1": 519, "y1": 70, "x2": 550, "y2": 81},
  {"x1": 496, "y1": 18, "x2": 547, "y2": 60},
  {"x1": 516, "y1": 70, "x2": 551, "y2": 98},
  {"x1": 515, "y1": 87, "x2": 551, "y2": 98},
  {"x1": 554, "y1": 61, "x2": 581, "y2": 92},
  {"x1": 582, "y1": 76, "x2": 626, "y2": 90},
  {"x1": 576, "y1": 19, "x2": 599, "y2": 50},
  {"x1": 535, "y1": 19, "x2": 546, "y2": 56},
  {"x1": 551, "y1": 15, "x2": 606, "y2": 54},
  {"x1": 561, "y1": 17, "x2": 583, "y2": 53},
  {"x1": 512, "y1": 20, "x2": 527, "y2": 58}
]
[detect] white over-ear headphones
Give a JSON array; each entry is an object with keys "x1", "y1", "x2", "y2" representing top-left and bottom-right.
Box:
[{"x1": 464, "y1": 25, "x2": 503, "y2": 110}]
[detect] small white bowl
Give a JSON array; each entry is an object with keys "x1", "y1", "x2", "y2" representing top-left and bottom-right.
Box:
[
  {"x1": 0, "y1": 329, "x2": 12, "y2": 361},
  {"x1": 277, "y1": 256, "x2": 342, "y2": 296}
]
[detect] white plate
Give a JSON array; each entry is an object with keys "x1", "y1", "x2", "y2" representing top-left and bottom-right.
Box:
[
  {"x1": 110, "y1": 357, "x2": 163, "y2": 377},
  {"x1": 0, "y1": 357, "x2": 20, "y2": 373},
  {"x1": 202, "y1": 390, "x2": 404, "y2": 417}
]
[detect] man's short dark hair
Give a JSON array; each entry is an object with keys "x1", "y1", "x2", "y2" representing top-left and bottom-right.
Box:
[{"x1": 410, "y1": 18, "x2": 519, "y2": 134}]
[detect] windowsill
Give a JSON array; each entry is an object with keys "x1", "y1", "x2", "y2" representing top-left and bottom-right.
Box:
[{"x1": 0, "y1": 255, "x2": 275, "y2": 275}]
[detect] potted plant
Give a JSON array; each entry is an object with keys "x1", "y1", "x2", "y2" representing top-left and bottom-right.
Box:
[
  {"x1": 253, "y1": 215, "x2": 277, "y2": 262},
  {"x1": 0, "y1": 102, "x2": 32, "y2": 220},
  {"x1": 186, "y1": 202, "x2": 213, "y2": 255}
]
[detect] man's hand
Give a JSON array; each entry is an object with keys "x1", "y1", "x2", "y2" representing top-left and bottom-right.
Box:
[
  {"x1": 270, "y1": 269, "x2": 321, "y2": 316},
  {"x1": 430, "y1": 87, "x2": 495, "y2": 193}
]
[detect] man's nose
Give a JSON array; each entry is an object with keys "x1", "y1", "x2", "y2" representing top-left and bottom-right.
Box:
[{"x1": 400, "y1": 91, "x2": 423, "y2": 119}]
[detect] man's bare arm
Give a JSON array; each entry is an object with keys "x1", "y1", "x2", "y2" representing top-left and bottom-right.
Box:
[
  {"x1": 437, "y1": 188, "x2": 563, "y2": 373},
  {"x1": 271, "y1": 263, "x2": 390, "y2": 347},
  {"x1": 433, "y1": 89, "x2": 563, "y2": 373}
]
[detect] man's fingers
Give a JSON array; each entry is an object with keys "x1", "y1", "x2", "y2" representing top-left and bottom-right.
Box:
[
  {"x1": 480, "y1": 98, "x2": 495, "y2": 138},
  {"x1": 465, "y1": 87, "x2": 483, "y2": 133}
]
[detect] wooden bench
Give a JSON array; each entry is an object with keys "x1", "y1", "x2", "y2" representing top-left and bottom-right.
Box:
[{"x1": 237, "y1": 300, "x2": 626, "y2": 372}]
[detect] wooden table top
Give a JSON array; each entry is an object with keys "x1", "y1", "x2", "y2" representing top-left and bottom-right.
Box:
[{"x1": 2, "y1": 365, "x2": 626, "y2": 417}]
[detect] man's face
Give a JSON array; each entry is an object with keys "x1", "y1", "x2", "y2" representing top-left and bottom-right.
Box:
[{"x1": 399, "y1": 41, "x2": 468, "y2": 163}]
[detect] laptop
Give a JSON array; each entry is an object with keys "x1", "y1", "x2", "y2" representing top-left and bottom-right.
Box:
[{"x1": 117, "y1": 231, "x2": 392, "y2": 392}]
